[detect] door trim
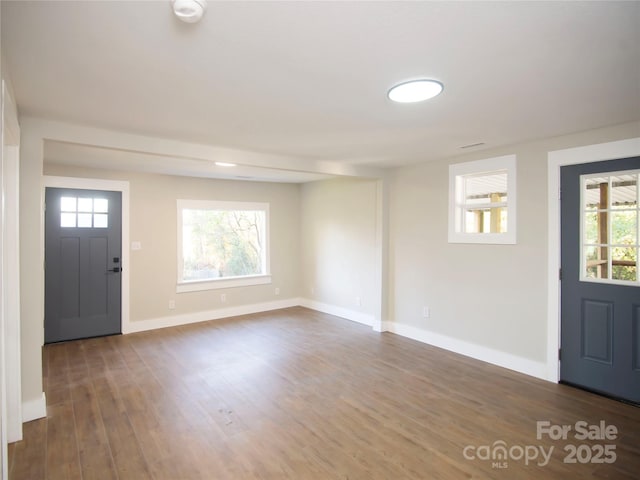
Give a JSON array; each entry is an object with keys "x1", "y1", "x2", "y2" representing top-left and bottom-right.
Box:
[
  {"x1": 547, "y1": 137, "x2": 640, "y2": 383},
  {"x1": 42, "y1": 176, "x2": 130, "y2": 335}
]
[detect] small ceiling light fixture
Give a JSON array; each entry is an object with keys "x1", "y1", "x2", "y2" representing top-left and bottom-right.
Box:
[
  {"x1": 172, "y1": 0, "x2": 207, "y2": 23},
  {"x1": 387, "y1": 79, "x2": 443, "y2": 103},
  {"x1": 215, "y1": 161, "x2": 236, "y2": 167}
]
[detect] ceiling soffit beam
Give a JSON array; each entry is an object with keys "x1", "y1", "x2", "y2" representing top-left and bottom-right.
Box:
[{"x1": 21, "y1": 117, "x2": 386, "y2": 179}]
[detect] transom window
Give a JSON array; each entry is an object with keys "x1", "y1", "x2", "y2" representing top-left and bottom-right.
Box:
[
  {"x1": 177, "y1": 200, "x2": 271, "y2": 292},
  {"x1": 449, "y1": 155, "x2": 517, "y2": 244},
  {"x1": 581, "y1": 170, "x2": 639, "y2": 284},
  {"x1": 60, "y1": 196, "x2": 108, "y2": 228}
]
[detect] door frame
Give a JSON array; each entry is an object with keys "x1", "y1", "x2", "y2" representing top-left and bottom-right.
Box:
[
  {"x1": 42, "y1": 176, "x2": 130, "y2": 335},
  {"x1": 547, "y1": 137, "x2": 640, "y2": 383}
]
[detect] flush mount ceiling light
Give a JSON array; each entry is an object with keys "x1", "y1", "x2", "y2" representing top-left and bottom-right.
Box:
[
  {"x1": 215, "y1": 162, "x2": 236, "y2": 167},
  {"x1": 172, "y1": 0, "x2": 207, "y2": 23},
  {"x1": 387, "y1": 79, "x2": 443, "y2": 103}
]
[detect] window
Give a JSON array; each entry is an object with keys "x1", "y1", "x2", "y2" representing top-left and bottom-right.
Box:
[
  {"x1": 581, "y1": 170, "x2": 638, "y2": 284},
  {"x1": 449, "y1": 155, "x2": 517, "y2": 244},
  {"x1": 177, "y1": 200, "x2": 270, "y2": 292},
  {"x1": 60, "y1": 196, "x2": 109, "y2": 228}
]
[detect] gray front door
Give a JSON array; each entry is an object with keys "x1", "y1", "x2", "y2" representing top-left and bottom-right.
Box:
[
  {"x1": 45, "y1": 187, "x2": 122, "y2": 343},
  {"x1": 560, "y1": 157, "x2": 640, "y2": 404}
]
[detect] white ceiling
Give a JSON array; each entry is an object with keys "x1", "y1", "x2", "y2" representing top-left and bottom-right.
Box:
[{"x1": 2, "y1": 1, "x2": 639, "y2": 180}]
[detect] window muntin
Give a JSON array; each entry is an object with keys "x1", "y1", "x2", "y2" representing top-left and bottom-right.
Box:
[
  {"x1": 59, "y1": 196, "x2": 109, "y2": 228},
  {"x1": 449, "y1": 155, "x2": 516, "y2": 244},
  {"x1": 177, "y1": 200, "x2": 270, "y2": 292},
  {"x1": 581, "y1": 170, "x2": 639, "y2": 284}
]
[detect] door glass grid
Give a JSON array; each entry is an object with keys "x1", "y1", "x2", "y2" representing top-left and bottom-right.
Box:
[
  {"x1": 60, "y1": 196, "x2": 109, "y2": 229},
  {"x1": 581, "y1": 171, "x2": 639, "y2": 284}
]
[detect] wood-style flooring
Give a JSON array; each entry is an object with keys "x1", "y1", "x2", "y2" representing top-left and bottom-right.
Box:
[{"x1": 8, "y1": 307, "x2": 640, "y2": 479}]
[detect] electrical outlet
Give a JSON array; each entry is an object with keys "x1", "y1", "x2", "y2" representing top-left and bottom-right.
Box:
[
  {"x1": 275, "y1": 287, "x2": 280, "y2": 296},
  {"x1": 423, "y1": 306, "x2": 430, "y2": 318},
  {"x1": 168, "y1": 300, "x2": 176, "y2": 310},
  {"x1": 356, "y1": 296, "x2": 362, "y2": 307},
  {"x1": 220, "y1": 293, "x2": 227, "y2": 303}
]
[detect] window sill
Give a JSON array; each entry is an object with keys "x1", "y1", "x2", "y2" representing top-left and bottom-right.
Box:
[
  {"x1": 177, "y1": 274, "x2": 272, "y2": 293},
  {"x1": 448, "y1": 232, "x2": 516, "y2": 245}
]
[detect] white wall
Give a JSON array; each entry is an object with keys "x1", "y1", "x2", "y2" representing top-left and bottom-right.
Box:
[
  {"x1": 18, "y1": 120, "x2": 46, "y2": 422},
  {"x1": 387, "y1": 121, "x2": 640, "y2": 379},
  {"x1": 300, "y1": 177, "x2": 379, "y2": 325},
  {"x1": 2, "y1": 114, "x2": 21, "y2": 440}
]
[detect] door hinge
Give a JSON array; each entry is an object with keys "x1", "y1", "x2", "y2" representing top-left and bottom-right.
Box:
[
  {"x1": 558, "y1": 348, "x2": 562, "y2": 361},
  {"x1": 559, "y1": 268, "x2": 562, "y2": 280}
]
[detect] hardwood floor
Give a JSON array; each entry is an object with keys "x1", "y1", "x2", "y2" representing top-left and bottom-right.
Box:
[{"x1": 8, "y1": 307, "x2": 640, "y2": 479}]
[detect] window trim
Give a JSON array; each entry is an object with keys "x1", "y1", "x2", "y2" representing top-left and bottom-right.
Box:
[
  {"x1": 176, "y1": 199, "x2": 271, "y2": 293},
  {"x1": 448, "y1": 154, "x2": 517, "y2": 244}
]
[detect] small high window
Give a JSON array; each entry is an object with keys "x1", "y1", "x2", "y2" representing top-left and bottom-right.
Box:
[
  {"x1": 449, "y1": 155, "x2": 517, "y2": 244},
  {"x1": 60, "y1": 196, "x2": 108, "y2": 228}
]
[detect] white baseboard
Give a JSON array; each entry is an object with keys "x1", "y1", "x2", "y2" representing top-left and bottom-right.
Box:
[
  {"x1": 385, "y1": 322, "x2": 549, "y2": 381},
  {"x1": 22, "y1": 392, "x2": 47, "y2": 423},
  {"x1": 298, "y1": 298, "x2": 375, "y2": 327},
  {"x1": 123, "y1": 298, "x2": 302, "y2": 334},
  {"x1": 7, "y1": 416, "x2": 22, "y2": 444}
]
